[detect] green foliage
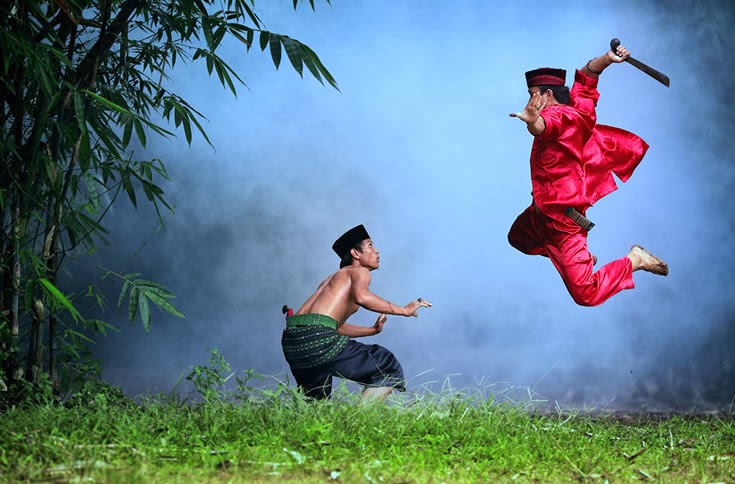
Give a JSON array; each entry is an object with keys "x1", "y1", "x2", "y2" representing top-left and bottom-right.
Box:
[
  {"x1": 39, "y1": 278, "x2": 83, "y2": 323},
  {"x1": 185, "y1": 348, "x2": 233, "y2": 401},
  {"x1": 110, "y1": 271, "x2": 185, "y2": 333},
  {"x1": 183, "y1": 348, "x2": 281, "y2": 403},
  {"x1": 0, "y1": 0, "x2": 337, "y2": 399},
  {"x1": 0, "y1": 388, "x2": 733, "y2": 482}
]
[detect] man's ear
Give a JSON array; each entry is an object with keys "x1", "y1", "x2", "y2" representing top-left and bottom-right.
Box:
[{"x1": 350, "y1": 247, "x2": 361, "y2": 261}]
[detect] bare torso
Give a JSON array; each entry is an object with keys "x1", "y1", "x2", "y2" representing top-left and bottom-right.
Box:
[{"x1": 295, "y1": 267, "x2": 362, "y2": 324}]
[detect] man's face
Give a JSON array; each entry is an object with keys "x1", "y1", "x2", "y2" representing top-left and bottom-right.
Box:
[{"x1": 355, "y1": 239, "x2": 380, "y2": 270}]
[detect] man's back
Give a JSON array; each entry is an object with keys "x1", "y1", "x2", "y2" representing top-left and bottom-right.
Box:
[{"x1": 296, "y1": 267, "x2": 362, "y2": 324}]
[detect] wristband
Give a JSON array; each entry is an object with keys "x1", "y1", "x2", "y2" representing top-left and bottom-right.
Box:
[{"x1": 586, "y1": 59, "x2": 602, "y2": 75}]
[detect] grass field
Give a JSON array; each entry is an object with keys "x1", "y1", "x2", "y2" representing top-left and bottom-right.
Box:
[{"x1": 2, "y1": 382, "x2": 734, "y2": 483}]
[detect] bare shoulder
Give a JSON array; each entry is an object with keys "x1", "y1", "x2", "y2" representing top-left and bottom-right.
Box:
[
  {"x1": 330, "y1": 268, "x2": 355, "y2": 285},
  {"x1": 315, "y1": 273, "x2": 334, "y2": 289},
  {"x1": 345, "y1": 265, "x2": 371, "y2": 284}
]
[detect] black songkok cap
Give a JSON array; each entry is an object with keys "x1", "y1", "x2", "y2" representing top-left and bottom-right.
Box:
[{"x1": 332, "y1": 224, "x2": 371, "y2": 259}]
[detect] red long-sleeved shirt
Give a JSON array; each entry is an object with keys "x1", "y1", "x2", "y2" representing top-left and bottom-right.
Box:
[{"x1": 531, "y1": 69, "x2": 649, "y2": 222}]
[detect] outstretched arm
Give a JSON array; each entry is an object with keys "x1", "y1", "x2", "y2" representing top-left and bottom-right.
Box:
[
  {"x1": 582, "y1": 43, "x2": 630, "y2": 78},
  {"x1": 351, "y1": 268, "x2": 432, "y2": 317}
]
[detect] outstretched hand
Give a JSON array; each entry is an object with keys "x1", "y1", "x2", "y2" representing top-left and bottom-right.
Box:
[
  {"x1": 373, "y1": 313, "x2": 388, "y2": 333},
  {"x1": 405, "y1": 298, "x2": 433, "y2": 317},
  {"x1": 510, "y1": 91, "x2": 545, "y2": 123}
]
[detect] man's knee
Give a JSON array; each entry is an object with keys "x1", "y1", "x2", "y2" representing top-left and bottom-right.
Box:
[
  {"x1": 507, "y1": 229, "x2": 521, "y2": 250},
  {"x1": 571, "y1": 292, "x2": 596, "y2": 307},
  {"x1": 508, "y1": 226, "x2": 530, "y2": 253},
  {"x1": 567, "y1": 283, "x2": 601, "y2": 307}
]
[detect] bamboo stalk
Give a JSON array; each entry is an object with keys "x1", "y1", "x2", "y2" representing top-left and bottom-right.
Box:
[
  {"x1": 9, "y1": 197, "x2": 21, "y2": 379},
  {"x1": 28, "y1": 299, "x2": 45, "y2": 383}
]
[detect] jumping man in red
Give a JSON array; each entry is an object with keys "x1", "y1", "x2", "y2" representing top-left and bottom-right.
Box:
[{"x1": 508, "y1": 43, "x2": 668, "y2": 306}]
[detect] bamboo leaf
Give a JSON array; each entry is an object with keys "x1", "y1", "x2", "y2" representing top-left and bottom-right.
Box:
[
  {"x1": 214, "y1": 60, "x2": 238, "y2": 96},
  {"x1": 230, "y1": 29, "x2": 250, "y2": 47},
  {"x1": 282, "y1": 36, "x2": 304, "y2": 77},
  {"x1": 138, "y1": 116, "x2": 175, "y2": 138},
  {"x1": 128, "y1": 287, "x2": 139, "y2": 323},
  {"x1": 259, "y1": 31, "x2": 270, "y2": 51},
  {"x1": 122, "y1": 173, "x2": 137, "y2": 207},
  {"x1": 138, "y1": 283, "x2": 168, "y2": 298},
  {"x1": 228, "y1": 23, "x2": 254, "y2": 49},
  {"x1": 193, "y1": 0, "x2": 208, "y2": 14},
  {"x1": 182, "y1": 112, "x2": 192, "y2": 144},
  {"x1": 302, "y1": 55, "x2": 323, "y2": 84},
  {"x1": 269, "y1": 36, "x2": 282, "y2": 69},
  {"x1": 213, "y1": 24, "x2": 226, "y2": 50},
  {"x1": 118, "y1": 280, "x2": 131, "y2": 307},
  {"x1": 79, "y1": 130, "x2": 92, "y2": 172},
  {"x1": 145, "y1": 291, "x2": 185, "y2": 319},
  {"x1": 65, "y1": 329, "x2": 94, "y2": 344},
  {"x1": 139, "y1": 293, "x2": 151, "y2": 333},
  {"x1": 39, "y1": 278, "x2": 82, "y2": 323},
  {"x1": 185, "y1": 110, "x2": 213, "y2": 147},
  {"x1": 203, "y1": 16, "x2": 214, "y2": 50},
  {"x1": 82, "y1": 89, "x2": 132, "y2": 114},
  {"x1": 141, "y1": 180, "x2": 153, "y2": 201},
  {"x1": 72, "y1": 91, "x2": 87, "y2": 133},
  {"x1": 133, "y1": 118, "x2": 147, "y2": 147},
  {"x1": 239, "y1": 0, "x2": 262, "y2": 28},
  {"x1": 87, "y1": 318, "x2": 120, "y2": 335},
  {"x1": 214, "y1": 57, "x2": 225, "y2": 84},
  {"x1": 301, "y1": 42, "x2": 339, "y2": 91},
  {"x1": 122, "y1": 117, "x2": 134, "y2": 148}
]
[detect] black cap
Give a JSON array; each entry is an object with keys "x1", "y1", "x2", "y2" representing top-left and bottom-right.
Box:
[
  {"x1": 525, "y1": 67, "x2": 566, "y2": 87},
  {"x1": 332, "y1": 224, "x2": 370, "y2": 259}
]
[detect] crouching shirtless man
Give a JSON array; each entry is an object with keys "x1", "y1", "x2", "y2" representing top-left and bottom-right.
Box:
[{"x1": 281, "y1": 224, "x2": 431, "y2": 400}]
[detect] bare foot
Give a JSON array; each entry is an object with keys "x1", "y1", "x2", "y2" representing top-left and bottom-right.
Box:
[
  {"x1": 627, "y1": 245, "x2": 669, "y2": 276},
  {"x1": 361, "y1": 386, "x2": 392, "y2": 401}
]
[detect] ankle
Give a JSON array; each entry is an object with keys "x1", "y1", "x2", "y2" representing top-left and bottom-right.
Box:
[{"x1": 627, "y1": 252, "x2": 640, "y2": 271}]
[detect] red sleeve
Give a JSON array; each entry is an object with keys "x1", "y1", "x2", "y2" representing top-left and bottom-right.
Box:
[
  {"x1": 538, "y1": 108, "x2": 562, "y2": 139},
  {"x1": 538, "y1": 70, "x2": 600, "y2": 140},
  {"x1": 570, "y1": 69, "x2": 599, "y2": 122}
]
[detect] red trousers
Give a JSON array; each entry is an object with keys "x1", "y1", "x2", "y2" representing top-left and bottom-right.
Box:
[{"x1": 508, "y1": 204, "x2": 634, "y2": 306}]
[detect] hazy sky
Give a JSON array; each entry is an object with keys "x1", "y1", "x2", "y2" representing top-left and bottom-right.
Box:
[{"x1": 81, "y1": 0, "x2": 734, "y2": 410}]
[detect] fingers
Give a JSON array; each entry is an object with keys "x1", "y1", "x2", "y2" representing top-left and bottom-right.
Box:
[
  {"x1": 611, "y1": 45, "x2": 630, "y2": 62},
  {"x1": 527, "y1": 92, "x2": 544, "y2": 113},
  {"x1": 416, "y1": 298, "x2": 432, "y2": 307},
  {"x1": 533, "y1": 92, "x2": 545, "y2": 111},
  {"x1": 511, "y1": 92, "x2": 543, "y2": 122}
]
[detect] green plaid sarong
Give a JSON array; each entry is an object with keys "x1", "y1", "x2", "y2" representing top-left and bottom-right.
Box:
[{"x1": 281, "y1": 314, "x2": 349, "y2": 369}]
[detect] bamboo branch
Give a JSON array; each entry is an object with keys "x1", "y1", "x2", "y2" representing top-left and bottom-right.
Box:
[{"x1": 76, "y1": 0, "x2": 141, "y2": 90}]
